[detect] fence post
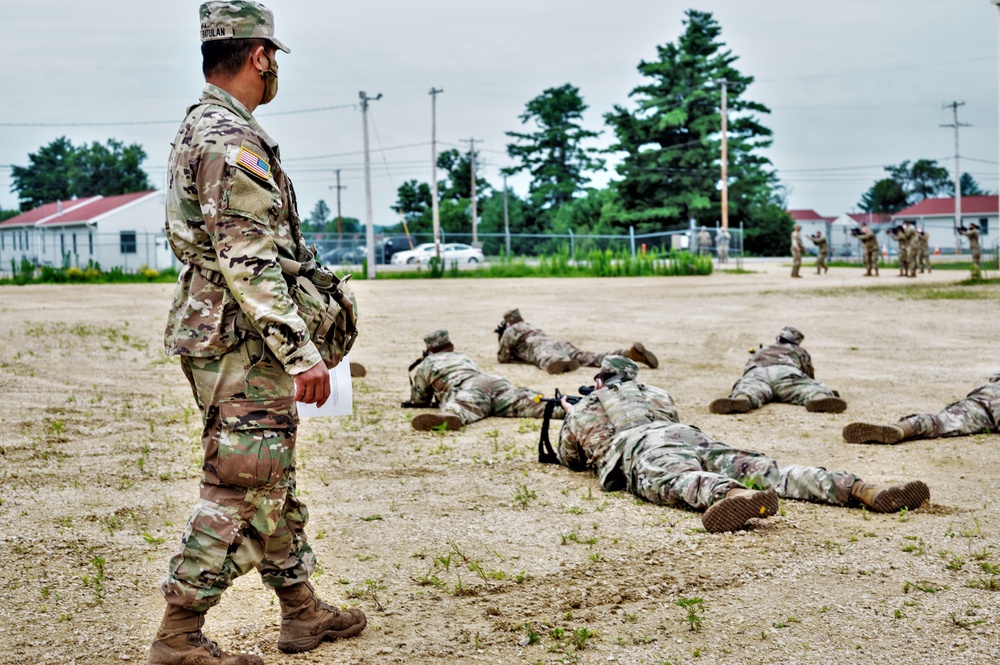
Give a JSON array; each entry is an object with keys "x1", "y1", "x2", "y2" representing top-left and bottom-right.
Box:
[
  {"x1": 629, "y1": 226, "x2": 636, "y2": 258},
  {"x1": 737, "y1": 221, "x2": 744, "y2": 270},
  {"x1": 568, "y1": 228, "x2": 575, "y2": 262}
]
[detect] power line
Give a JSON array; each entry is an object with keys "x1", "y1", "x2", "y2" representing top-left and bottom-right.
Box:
[{"x1": 0, "y1": 103, "x2": 356, "y2": 128}]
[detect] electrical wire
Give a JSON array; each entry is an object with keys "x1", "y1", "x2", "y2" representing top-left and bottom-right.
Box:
[{"x1": 0, "y1": 103, "x2": 356, "y2": 128}]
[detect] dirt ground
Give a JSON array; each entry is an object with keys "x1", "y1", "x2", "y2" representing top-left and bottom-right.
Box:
[{"x1": 1, "y1": 261, "x2": 999, "y2": 665}]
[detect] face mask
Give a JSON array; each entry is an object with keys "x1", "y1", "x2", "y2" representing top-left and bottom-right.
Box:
[{"x1": 259, "y1": 52, "x2": 278, "y2": 105}]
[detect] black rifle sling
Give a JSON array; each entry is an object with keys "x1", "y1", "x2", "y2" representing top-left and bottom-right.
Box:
[{"x1": 537, "y1": 399, "x2": 560, "y2": 465}]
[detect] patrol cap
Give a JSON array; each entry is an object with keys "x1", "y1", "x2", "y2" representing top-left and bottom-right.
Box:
[
  {"x1": 595, "y1": 355, "x2": 639, "y2": 385},
  {"x1": 423, "y1": 329, "x2": 451, "y2": 352},
  {"x1": 503, "y1": 308, "x2": 523, "y2": 325},
  {"x1": 777, "y1": 326, "x2": 804, "y2": 345},
  {"x1": 989, "y1": 370, "x2": 1000, "y2": 384},
  {"x1": 200, "y1": 1, "x2": 290, "y2": 53}
]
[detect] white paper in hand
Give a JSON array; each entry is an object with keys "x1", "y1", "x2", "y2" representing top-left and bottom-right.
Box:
[{"x1": 297, "y1": 355, "x2": 353, "y2": 417}]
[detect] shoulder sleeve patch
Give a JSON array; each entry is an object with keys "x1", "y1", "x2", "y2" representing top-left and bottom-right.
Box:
[{"x1": 234, "y1": 145, "x2": 271, "y2": 181}]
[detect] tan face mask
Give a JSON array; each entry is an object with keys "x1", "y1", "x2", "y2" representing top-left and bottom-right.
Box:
[{"x1": 259, "y1": 52, "x2": 278, "y2": 105}]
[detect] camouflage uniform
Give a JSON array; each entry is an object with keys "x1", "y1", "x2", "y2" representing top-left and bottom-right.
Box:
[
  {"x1": 161, "y1": 78, "x2": 320, "y2": 610},
  {"x1": 916, "y1": 230, "x2": 931, "y2": 273},
  {"x1": 696, "y1": 228, "x2": 712, "y2": 257},
  {"x1": 859, "y1": 228, "x2": 880, "y2": 276},
  {"x1": 557, "y1": 357, "x2": 859, "y2": 512},
  {"x1": 723, "y1": 327, "x2": 839, "y2": 410},
  {"x1": 497, "y1": 309, "x2": 630, "y2": 373},
  {"x1": 892, "y1": 225, "x2": 915, "y2": 276},
  {"x1": 809, "y1": 234, "x2": 828, "y2": 274},
  {"x1": 959, "y1": 226, "x2": 981, "y2": 276},
  {"x1": 896, "y1": 376, "x2": 999, "y2": 440},
  {"x1": 411, "y1": 330, "x2": 557, "y2": 425},
  {"x1": 790, "y1": 227, "x2": 804, "y2": 277},
  {"x1": 716, "y1": 230, "x2": 730, "y2": 263}
]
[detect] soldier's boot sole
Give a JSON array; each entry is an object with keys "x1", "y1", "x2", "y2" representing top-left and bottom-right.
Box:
[
  {"x1": 702, "y1": 489, "x2": 779, "y2": 533},
  {"x1": 842, "y1": 422, "x2": 904, "y2": 444},
  {"x1": 709, "y1": 397, "x2": 752, "y2": 415},
  {"x1": 412, "y1": 414, "x2": 463, "y2": 432},
  {"x1": 147, "y1": 642, "x2": 263, "y2": 665},
  {"x1": 277, "y1": 611, "x2": 367, "y2": 654},
  {"x1": 864, "y1": 481, "x2": 930, "y2": 513},
  {"x1": 545, "y1": 360, "x2": 579, "y2": 374},
  {"x1": 629, "y1": 343, "x2": 659, "y2": 369},
  {"x1": 804, "y1": 397, "x2": 847, "y2": 413}
]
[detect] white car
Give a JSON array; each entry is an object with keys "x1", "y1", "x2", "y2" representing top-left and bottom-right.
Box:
[
  {"x1": 417, "y1": 243, "x2": 484, "y2": 264},
  {"x1": 390, "y1": 242, "x2": 436, "y2": 265}
]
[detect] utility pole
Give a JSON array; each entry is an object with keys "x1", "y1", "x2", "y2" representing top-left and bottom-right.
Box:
[
  {"x1": 720, "y1": 80, "x2": 729, "y2": 231},
  {"x1": 330, "y1": 168, "x2": 347, "y2": 241},
  {"x1": 941, "y1": 101, "x2": 970, "y2": 254},
  {"x1": 503, "y1": 173, "x2": 511, "y2": 257},
  {"x1": 466, "y1": 138, "x2": 481, "y2": 246},
  {"x1": 360, "y1": 90, "x2": 382, "y2": 279},
  {"x1": 429, "y1": 87, "x2": 443, "y2": 260}
]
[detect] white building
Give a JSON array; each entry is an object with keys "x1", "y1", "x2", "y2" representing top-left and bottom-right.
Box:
[
  {"x1": 787, "y1": 209, "x2": 836, "y2": 255},
  {"x1": 0, "y1": 190, "x2": 174, "y2": 273},
  {"x1": 891, "y1": 195, "x2": 998, "y2": 256}
]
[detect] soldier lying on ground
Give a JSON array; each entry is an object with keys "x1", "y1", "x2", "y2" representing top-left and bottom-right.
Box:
[
  {"x1": 844, "y1": 371, "x2": 1000, "y2": 445},
  {"x1": 709, "y1": 325, "x2": 847, "y2": 414},
  {"x1": 407, "y1": 329, "x2": 562, "y2": 431},
  {"x1": 556, "y1": 356, "x2": 930, "y2": 532},
  {"x1": 496, "y1": 308, "x2": 658, "y2": 374}
]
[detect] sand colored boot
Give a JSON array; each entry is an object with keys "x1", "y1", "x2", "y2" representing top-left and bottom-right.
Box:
[
  {"x1": 624, "y1": 343, "x2": 659, "y2": 369},
  {"x1": 849, "y1": 480, "x2": 929, "y2": 513},
  {"x1": 412, "y1": 413, "x2": 463, "y2": 431},
  {"x1": 804, "y1": 396, "x2": 847, "y2": 413},
  {"x1": 146, "y1": 605, "x2": 263, "y2": 665},
  {"x1": 709, "y1": 396, "x2": 753, "y2": 415},
  {"x1": 349, "y1": 362, "x2": 366, "y2": 378},
  {"x1": 842, "y1": 419, "x2": 918, "y2": 445},
  {"x1": 545, "y1": 359, "x2": 581, "y2": 374},
  {"x1": 275, "y1": 582, "x2": 367, "y2": 654},
  {"x1": 702, "y1": 488, "x2": 779, "y2": 533}
]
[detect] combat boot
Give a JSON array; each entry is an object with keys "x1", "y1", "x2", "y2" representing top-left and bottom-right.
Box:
[
  {"x1": 412, "y1": 413, "x2": 463, "y2": 431},
  {"x1": 275, "y1": 582, "x2": 366, "y2": 654},
  {"x1": 842, "y1": 419, "x2": 918, "y2": 445},
  {"x1": 702, "y1": 487, "x2": 779, "y2": 533},
  {"x1": 709, "y1": 396, "x2": 752, "y2": 415},
  {"x1": 349, "y1": 362, "x2": 367, "y2": 378},
  {"x1": 624, "y1": 343, "x2": 659, "y2": 369},
  {"x1": 146, "y1": 604, "x2": 263, "y2": 665},
  {"x1": 804, "y1": 396, "x2": 847, "y2": 413},
  {"x1": 545, "y1": 359, "x2": 580, "y2": 374},
  {"x1": 849, "y1": 480, "x2": 929, "y2": 513}
]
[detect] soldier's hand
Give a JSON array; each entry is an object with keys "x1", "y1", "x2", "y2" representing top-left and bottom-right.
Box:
[{"x1": 295, "y1": 361, "x2": 331, "y2": 407}]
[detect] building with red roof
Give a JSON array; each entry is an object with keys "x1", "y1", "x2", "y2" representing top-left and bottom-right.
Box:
[
  {"x1": 891, "y1": 195, "x2": 997, "y2": 255},
  {"x1": 0, "y1": 190, "x2": 172, "y2": 272}
]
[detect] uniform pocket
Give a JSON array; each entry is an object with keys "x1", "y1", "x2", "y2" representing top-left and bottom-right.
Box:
[
  {"x1": 216, "y1": 397, "x2": 296, "y2": 488},
  {"x1": 168, "y1": 499, "x2": 241, "y2": 591}
]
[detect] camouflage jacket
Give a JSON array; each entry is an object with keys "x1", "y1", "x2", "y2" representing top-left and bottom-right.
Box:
[
  {"x1": 859, "y1": 230, "x2": 879, "y2": 252},
  {"x1": 967, "y1": 381, "x2": 1000, "y2": 425},
  {"x1": 900, "y1": 226, "x2": 917, "y2": 251},
  {"x1": 959, "y1": 227, "x2": 980, "y2": 252},
  {"x1": 557, "y1": 381, "x2": 678, "y2": 485},
  {"x1": 410, "y1": 351, "x2": 489, "y2": 404},
  {"x1": 917, "y1": 233, "x2": 930, "y2": 253},
  {"x1": 744, "y1": 342, "x2": 815, "y2": 378},
  {"x1": 791, "y1": 230, "x2": 804, "y2": 254},
  {"x1": 164, "y1": 84, "x2": 320, "y2": 375},
  {"x1": 810, "y1": 236, "x2": 828, "y2": 255},
  {"x1": 497, "y1": 321, "x2": 550, "y2": 364},
  {"x1": 696, "y1": 230, "x2": 712, "y2": 248}
]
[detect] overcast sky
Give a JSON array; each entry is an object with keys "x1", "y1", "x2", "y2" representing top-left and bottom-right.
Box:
[{"x1": 3, "y1": 0, "x2": 999, "y2": 224}]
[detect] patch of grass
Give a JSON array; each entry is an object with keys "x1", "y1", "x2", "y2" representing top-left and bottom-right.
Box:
[
  {"x1": 807, "y1": 278, "x2": 1000, "y2": 302},
  {"x1": 513, "y1": 485, "x2": 536, "y2": 509},
  {"x1": 676, "y1": 597, "x2": 704, "y2": 632}
]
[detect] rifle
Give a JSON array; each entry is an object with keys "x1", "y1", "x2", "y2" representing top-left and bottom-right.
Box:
[
  {"x1": 494, "y1": 321, "x2": 507, "y2": 337},
  {"x1": 536, "y1": 386, "x2": 594, "y2": 464}
]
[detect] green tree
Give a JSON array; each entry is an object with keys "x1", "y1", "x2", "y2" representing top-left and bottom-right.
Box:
[
  {"x1": 306, "y1": 199, "x2": 331, "y2": 232},
  {"x1": 390, "y1": 149, "x2": 489, "y2": 236},
  {"x1": 959, "y1": 172, "x2": 986, "y2": 196},
  {"x1": 504, "y1": 84, "x2": 605, "y2": 210},
  {"x1": 604, "y1": 10, "x2": 778, "y2": 234},
  {"x1": 885, "y1": 159, "x2": 951, "y2": 202},
  {"x1": 858, "y1": 178, "x2": 908, "y2": 214},
  {"x1": 0, "y1": 208, "x2": 19, "y2": 222}
]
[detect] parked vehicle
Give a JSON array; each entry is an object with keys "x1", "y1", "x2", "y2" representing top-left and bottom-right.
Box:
[
  {"x1": 417, "y1": 243, "x2": 484, "y2": 264},
  {"x1": 391, "y1": 242, "x2": 437, "y2": 265}
]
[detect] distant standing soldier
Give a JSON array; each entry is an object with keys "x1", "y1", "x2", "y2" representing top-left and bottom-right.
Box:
[
  {"x1": 716, "y1": 228, "x2": 731, "y2": 264},
  {"x1": 496, "y1": 308, "x2": 658, "y2": 374},
  {"x1": 958, "y1": 222, "x2": 982, "y2": 278},
  {"x1": 843, "y1": 371, "x2": 1000, "y2": 445},
  {"x1": 709, "y1": 326, "x2": 847, "y2": 414},
  {"x1": 890, "y1": 221, "x2": 916, "y2": 277},
  {"x1": 916, "y1": 226, "x2": 931, "y2": 273},
  {"x1": 808, "y1": 230, "x2": 829, "y2": 274},
  {"x1": 857, "y1": 223, "x2": 880, "y2": 277},
  {"x1": 407, "y1": 329, "x2": 559, "y2": 431},
  {"x1": 790, "y1": 224, "x2": 804, "y2": 278},
  {"x1": 696, "y1": 226, "x2": 712, "y2": 257}
]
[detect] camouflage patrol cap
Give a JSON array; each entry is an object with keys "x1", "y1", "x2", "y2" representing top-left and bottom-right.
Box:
[
  {"x1": 503, "y1": 308, "x2": 523, "y2": 325},
  {"x1": 200, "y1": 1, "x2": 290, "y2": 53},
  {"x1": 989, "y1": 371, "x2": 1000, "y2": 384},
  {"x1": 777, "y1": 326, "x2": 804, "y2": 345},
  {"x1": 423, "y1": 329, "x2": 451, "y2": 352},
  {"x1": 595, "y1": 355, "x2": 639, "y2": 385}
]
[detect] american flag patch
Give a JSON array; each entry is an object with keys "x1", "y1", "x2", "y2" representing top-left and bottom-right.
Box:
[{"x1": 237, "y1": 146, "x2": 271, "y2": 180}]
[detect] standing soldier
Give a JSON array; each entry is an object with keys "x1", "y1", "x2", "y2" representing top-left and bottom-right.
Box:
[
  {"x1": 857, "y1": 223, "x2": 880, "y2": 277},
  {"x1": 916, "y1": 226, "x2": 932, "y2": 273},
  {"x1": 150, "y1": 3, "x2": 366, "y2": 663},
  {"x1": 790, "y1": 224, "x2": 804, "y2": 278},
  {"x1": 958, "y1": 222, "x2": 981, "y2": 278},
  {"x1": 808, "y1": 230, "x2": 828, "y2": 274},
  {"x1": 696, "y1": 226, "x2": 713, "y2": 257},
  {"x1": 716, "y1": 228, "x2": 731, "y2": 264}
]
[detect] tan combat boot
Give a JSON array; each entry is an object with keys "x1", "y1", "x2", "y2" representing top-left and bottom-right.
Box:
[
  {"x1": 709, "y1": 396, "x2": 752, "y2": 415},
  {"x1": 349, "y1": 362, "x2": 367, "y2": 378},
  {"x1": 624, "y1": 343, "x2": 659, "y2": 369},
  {"x1": 702, "y1": 487, "x2": 779, "y2": 533},
  {"x1": 146, "y1": 604, "x2": 263, "y2": 665},
  {"x1": 804, "y1": 396, "x2": 847, "y2": 413},
  {"x1": 545, "y1": 359, "x2": 581, "y2": 374},
  {"x1": 412, "y1": 413, "x2": 463, "y2": 431},
  {"x1": 842, "y1": 419, "x2": 918, "y2": 445},
  {"x1": 275, "y1": 583, "x2": 367, "y2": 654},
  {"x1": 849, "y1": 480, "x2": 929, "y2": 513}
]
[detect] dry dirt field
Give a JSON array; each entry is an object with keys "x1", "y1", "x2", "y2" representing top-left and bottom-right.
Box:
[{"x1": 1, "y1": 261, "x2": 999, "y2": 665}]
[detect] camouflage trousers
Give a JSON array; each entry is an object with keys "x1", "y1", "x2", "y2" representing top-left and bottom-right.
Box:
[
  {"x1": 899, "y1": 397, "x2": 995, "y2": 440},
  {"x1": 612, "y1": 422, "x2": 857, "y2": 510},
  {"x1": 730, "y1": 365, "x2": 838, "y2": 409},
  {"x1": 791, "y1": 249, "x2": 802, "y2": 276},
  {"x1": 161, "y1": 336, "x2": 315, "y2": 613},
  {"x1": 863, "y1": 247, "x2": 879, "y2": 273},
  {"x1": 917, "y1": 250, "x2": 931, "y2": 272},
  {"x1": 897, "y1": 248, "x2": 911, "y2": 276},
  {"x1": 440, "y1": 374, "x2": 561, "y2": 425},
  {"x1": 528, "y1": 338, "x2": 626, "y2": 373},
  {"x1": 815, "y1": 251, "x2": 827, "y2": 273}
]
